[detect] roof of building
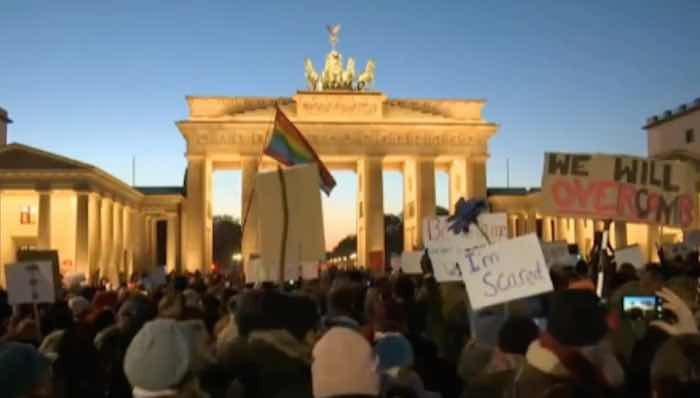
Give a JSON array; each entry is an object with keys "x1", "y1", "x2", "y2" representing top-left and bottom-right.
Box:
[
  {"x1": 487, "y1": 187, "x2": 540, "y2": 196},
  {"x1": 0, "y1": 143, "x2": 95, "y2": 170},
  {"x1": 134, "y1": 186, "x2": 184, "y2": 196},
  {"x1": 643, "y1": 97, "x2": 700, "y2": 129}
]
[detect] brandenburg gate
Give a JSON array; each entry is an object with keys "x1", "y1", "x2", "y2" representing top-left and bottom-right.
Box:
[{"x1": 176, "y1": 28, "x2": 498, "y2": 271}]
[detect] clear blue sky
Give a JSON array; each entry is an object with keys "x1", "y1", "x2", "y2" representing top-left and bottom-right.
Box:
[{"x1": 2, "y1": 1, "x2": 699, "y2": 248}]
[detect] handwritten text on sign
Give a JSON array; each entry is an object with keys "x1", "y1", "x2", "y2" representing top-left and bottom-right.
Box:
[
  {"x1": 454, "y1": 234, "x2": 553, "y2": 310},
  {"x1": 423, "y1": 214, "x2": 508, "y2": 249},
  {"x1": 541, "y1": 153, "x2": 696, "y2": 228}
]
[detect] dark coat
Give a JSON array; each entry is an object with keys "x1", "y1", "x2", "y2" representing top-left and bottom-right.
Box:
[{"x1": 217, "y1": 331, "x2": 312, "y2": 398}]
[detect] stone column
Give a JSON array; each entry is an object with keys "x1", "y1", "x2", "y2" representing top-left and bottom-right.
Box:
[
  {"x1": 574, "y1": 218, "x2": 585, "y2": 252},
  {"x1": 241, "y1": 156, "x2": 260, "y2": 266},
  {"x1": 507, "y1": 214, "x2": 515, "y2": 238},
  {"x1": 123, "y1": 206, "x2": 133, "y2": 277},
  {"x1": 357, "y1": 156, "x2": 384, "y2": 269},
  {"x1": 556, "y1": 218, "x2": 568, "y2": 241},
  {"x1": 113, "y1": 201, "x2": 124, "y2": 282},
  {"x1": 403, "y1": 157, "x2": 436, "y2": 251},
  {"x1": 74, "y1": 191, "x2": 90, "y2": 276},
  {"x1": 543, "y1": 216, "x2": 553, "y2": 241},
  {"x1": 614, "y1": 221, "x2": 627, "y2": 249},
  {"x1": 647, "y1": 224, "x2": 660, "y2": 262},
  {"x1": 183, "y1": 157, "x2": 211, "y2": 272},
  {"x1": 471, "y1": 159, "x2": 487, "y2": 199},
  {"x1": 37, "y1": 190, "x2": 51, "y2": 249},
  {"x1": 100, "y1": 197, "x2": 113, "y2": 278},
  {"x1": 448, "y1": 158, "x2": 469, "y2": 209},
  {"x1": 88, "y1": 195, "x2": 101, "y2": 281},
  {"x1": 166, "y1": 214, "x2": 177, "y2": 273},
  {"x1": 526, "y1": 211, "x2": 537, "y2": 235}
]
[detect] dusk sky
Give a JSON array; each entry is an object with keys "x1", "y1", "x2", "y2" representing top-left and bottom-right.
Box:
[{"x1": 2, "y1": 1, "x2": 699, "y2": 248}]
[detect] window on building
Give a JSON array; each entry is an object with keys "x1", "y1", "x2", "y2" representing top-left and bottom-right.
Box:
[
  {"x1": 20, "y1": 205, "x2": 35, "y2": 225},
  {"x1": 686, "y1": 129, "x2": 695, "y2": 143}
]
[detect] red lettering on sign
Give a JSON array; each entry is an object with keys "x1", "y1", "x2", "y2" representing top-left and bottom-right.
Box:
[
  {"x1": 616, "y1": 183, "x2": 636, "y2": 218},
  {"x1": 593, "y1": 180, "x2": 617, "y2": 214}
]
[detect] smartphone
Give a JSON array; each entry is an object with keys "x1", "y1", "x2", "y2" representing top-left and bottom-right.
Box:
[{"x1": 621, "y1": 295, "x2": 665, "y2": 321}]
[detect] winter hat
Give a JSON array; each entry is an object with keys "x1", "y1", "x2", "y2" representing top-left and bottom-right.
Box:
[
  {"x1": 374, "y1": 332, "x2": 414, "y2": 371},
  {"x1": 68, "y1": 296, "x2": 91, "y2": 318},
  {"x1": 312, "y1": 327, "x2": 380, "y2": 398},
  {"x1": 0, "y1": 342, "x2": 52, "y2": 398},
  {"x1": 124, "y1": 319, "x2": 191, "y2": 391},
  {"x1": 547, "y1": 289, "x2": 608, "y2": 347},
  {"x1": 498, "y1": 316, "x2": 540, "y2": 355}
]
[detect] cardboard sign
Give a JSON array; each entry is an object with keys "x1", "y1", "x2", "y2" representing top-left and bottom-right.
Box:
[
  {"x1": 5, "y1": 261, "x2": 57, "y2": 304},
  {"x1": 684, "y1": 230, "x2": 700, "y2": 248},
  {"x1": 615, "y1": 245, "x2": 644, "y2": 269},
  {"x1": 423, "y1": 213, "x2": 508, "y2": 249},
  {"x1": 255, "y1": 164, "x2": 326, "y2": 274},
  {"x1": 541, "y1": 241, "x2": 577, "y2": 267},
  {"x1": 541, "y1": 153, "x2": 696, "y2": 228},
  {"x1": 400, "y1": 251, "x2": 423, "y2": 274},
  {"x1": 454, "y1": 234, "x2": 553, "y2": 310}
]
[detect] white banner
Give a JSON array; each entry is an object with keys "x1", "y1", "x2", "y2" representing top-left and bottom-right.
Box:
[
  {"x1": 615, "y1": 245, "x2": 644, "y2": 269},
  {"x1": 400, "y1": 251, "x2": 423, "y2": 274},
  {"x1": 455, "y1": 234, "x2": 553, "y2": 310},
  {"x1": 423, "y1": 213, "x2": 508, "y2": 249},
  {"x1": 5, "y1": 261, "x2": 57, "y2": 304}
]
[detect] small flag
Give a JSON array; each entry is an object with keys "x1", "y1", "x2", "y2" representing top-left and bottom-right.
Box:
[{"x1": 264, "y1": 107, "x2": 336, "y2": 195}]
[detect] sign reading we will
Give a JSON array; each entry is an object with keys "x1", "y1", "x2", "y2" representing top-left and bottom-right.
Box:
[
  {"x1": 453, "y1": 234, "x2": 553, "y2": 310},
  {"x1": 542, "y1": 153, "x2": 696, "y2": 228}
]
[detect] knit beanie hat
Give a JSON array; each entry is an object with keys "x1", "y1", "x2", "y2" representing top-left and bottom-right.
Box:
[
  {"x1": 312, "y1": 327, "x2": 380, "y2": 398},
  {"x1": 124, "y1": 319, "x2": 191, "y2": 391},
  {"x1": 68, "y1": 296, "x2": 91, "y2": 318},
  {"x1": 547, "y1": 289, "x2": 607, "y2": 347},
  {"x1": 498, "y1": 316, "x2": 540, "y2": 355},
  {"x1": 374, "y1": 332, "x2": 414, "y2": 371},
  {"x1": 0, "y1": 342, "x2": 52, "y2": 398}
]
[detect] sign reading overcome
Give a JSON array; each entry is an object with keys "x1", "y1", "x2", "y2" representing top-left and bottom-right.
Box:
[{"x1": 541, "y1": 153, "x2": 696, "y2": 228}]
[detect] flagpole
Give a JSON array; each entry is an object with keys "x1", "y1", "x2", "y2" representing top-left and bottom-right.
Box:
[{"x1": 277, "y1": 164, "x2": 290, "y2": 285}]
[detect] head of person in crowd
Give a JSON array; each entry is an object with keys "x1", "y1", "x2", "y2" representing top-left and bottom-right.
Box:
[
  {"x1": 650, "y1": 334, "x2": 700, "y2": 398},
  {"x1": 312, "y1": 326, "x2": 380, "y2": 398},
  {"x1": 68, "y1": 295, "x2": 91, "y2": 321},
  {"x1": 124, "y1": 319, "x2": 194, "y2": 398},
  {"x1": 116, "y1": 294, "x2": 157, "y2": 336},
  {"x1": 325, "y1": 277, "x2": 366, "y2": 328},
  {"x1": 0, "y1": 342, "x2": 53, "y2": 398},
  {"x1": 375, "y1": 332, "x2": 414, "y2": 375},
  {"x1": 499, "y1": 316, "x2": 540, "y2": 356},
  {"x1": 92, "y1": 290, "x2": 119, "y2": 312}
]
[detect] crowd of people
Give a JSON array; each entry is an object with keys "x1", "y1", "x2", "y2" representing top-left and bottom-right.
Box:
[{"x1": 1, "y1": 246, "x2": 700, "y2": 398}]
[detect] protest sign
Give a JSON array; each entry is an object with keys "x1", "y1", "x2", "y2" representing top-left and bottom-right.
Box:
[
  {"x1": 684, "y1": 230, "x2": 700, "y2": 248},
  {"x1": 540, "y1": 241, "x2": 577, "y2": 267},
  {"x1": 615, "y1": 245, "x2": 644, "y2": 269},
  {"x1": 423, "y1": 213, "x2": 508, "y2": 249},
  {"x1": 5, "y1": 261, "x2": 57, "y2": 304},
  {"x1": 428, "y1": 245, "x2": 462, "y2": 282},
  {"x1": 454, "y1": 234, "x2": 553, "y2": 310},
  {"x1": 255, "y1": 164, "x2": 326, "y2": 276},
  {"x1": 400, "y1": 251, "x2": 423, "y2": 274},
  {"x1": 541, "y1": 153, "x2": 696, "y2": 228}
]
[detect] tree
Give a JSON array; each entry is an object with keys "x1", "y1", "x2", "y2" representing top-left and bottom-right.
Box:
[
  {"x1": 212, "y1": 215, "x2": 242, "y2": 268},
  {"x1": 331, "y1": 235, "x2": 357, "y2": 258}
]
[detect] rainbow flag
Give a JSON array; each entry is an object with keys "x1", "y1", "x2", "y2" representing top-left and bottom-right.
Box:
[{"x1": 264, "y1": 107, "x2": 336, "y2": 195}]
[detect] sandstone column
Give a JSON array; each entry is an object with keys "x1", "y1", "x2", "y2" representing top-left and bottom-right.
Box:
[
  {"x1": 357, "y1": 156, "x2": 384, "y2": 268},
  {"x1": 88, "y1": 194, "x2": 101, "y2": 281},
  {"x1": 166, "y1": 213, "x2": 177, "y2": 273},
  {"x1": 471, "y1": 159, "x2": 487, "y2": 199},
  {"x1": 614, "y1": 221, "x2": 627, "y2": 249},
  {"x1": 542, "y1": 216, "x2": 553, "y2": 241},
  {"x1": 100, "y1": 197, "x2": 114, "y2": 282},
  {"x1": 37, "y1": 190, "x2": 51, "y2": 249},
  {"x1": 574, "y1": 218, "x2": 585, "y2": 253},
  {"x1": 403, "y1": 157, "x2": 436, "y2": 251},
  {"x1": 113, "y1": 201, "x2": 124, "y2": 282},
  {"x1": 556, "y1": 218, "x2": 568, "y2": 241},
  {"x1": 74, "y1": 191, "x2": 89, "y2": 276},
  {"x1": 183, "y1": 157, "x2": 211, "y2": 272},
  {"x1": 241, "y1": 156, "x2": 260, "y2": 266},
  {"x1": 527, "y1": 210, "x2": 537, "y2": 235}
]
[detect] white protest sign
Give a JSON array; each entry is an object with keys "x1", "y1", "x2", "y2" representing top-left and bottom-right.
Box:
[
  {"x1": 455, "y1": 234, "x2": 553, "y2": 310},
  {"x1": 427, "y1": 245, "x2": 461, "y2": 282},
  {"x1": 540, "y1": 241, "x2": 576, "y2": 267},
  {"x1": 301, "y1": 261, "x2": 319, "y2": 280},
  {"x1": 5, "y1": 261, "x2": 57, "y2": 304},
  {"x1": 423, "y1": 213, "x2": 508, "y2": 249},
  {"x1": 684, "y1": 230, "x2": 700, "y2": 248},
  {"x1": 615, "y1": 245, "x2": 644, "y2": 269},
  {"x1": 400, "y1": 251, "x2": 423, "y2": 274}
]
